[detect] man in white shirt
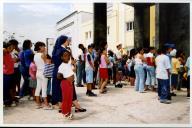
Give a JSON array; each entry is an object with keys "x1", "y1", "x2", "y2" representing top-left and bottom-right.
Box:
[
  {"x1": 155, "y1": 48, "x2": 171, "y2": 104},
  {"x1": 85, "y1": 45, "x2": 97, "y2": 96}
]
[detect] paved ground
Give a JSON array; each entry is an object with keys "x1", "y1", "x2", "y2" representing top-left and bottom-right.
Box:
[{"x1": 3, "y1": 82, "x2": 190, "y2": 125}]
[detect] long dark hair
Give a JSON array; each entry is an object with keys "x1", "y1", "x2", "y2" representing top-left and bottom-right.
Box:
[
  {"x1": 23, "y1": 40, "x2": 32, "y2": 50},
  {"x1": 135, "y1": 47, "x2": 143, "y2": 54},
  {"x1": 129, "y1": 48, "x2": 136, "y2": 59}
]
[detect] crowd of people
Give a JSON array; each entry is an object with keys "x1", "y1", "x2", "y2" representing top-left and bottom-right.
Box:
[{"x1": 3, "y1": 35, "x2": 190, "y2": 120}]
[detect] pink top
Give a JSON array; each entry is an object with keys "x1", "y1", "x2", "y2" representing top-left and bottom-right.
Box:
[
  {"x1": 100, "y1": 55, "x2": 107, "y2": 68},
  {"x1": 29, "y1": 62, "x2": 37, "y2": 80},
  {"x1": 3, "y1": 52, "x2": 14, "y2": 75}
]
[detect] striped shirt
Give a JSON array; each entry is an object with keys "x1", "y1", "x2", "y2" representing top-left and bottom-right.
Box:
[{"x1": 43, "y1": 63, "x2": 55, "y2": 78}]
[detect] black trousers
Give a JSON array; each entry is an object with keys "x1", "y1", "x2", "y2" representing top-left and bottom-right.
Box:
[{"x1": 72, "y1": 82, "x2": 77, "y2": 101}]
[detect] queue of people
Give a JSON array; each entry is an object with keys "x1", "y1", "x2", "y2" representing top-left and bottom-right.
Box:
[{"x1": 3, "y1": 35, "x2": 190, "y2": 120}]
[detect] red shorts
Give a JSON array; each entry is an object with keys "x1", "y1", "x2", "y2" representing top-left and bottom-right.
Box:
[{"x1": 99, "y1": 68, "x2": 108, "y2": 79}]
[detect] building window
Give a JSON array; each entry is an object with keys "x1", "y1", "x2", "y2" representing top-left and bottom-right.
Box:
[
  {"x1": 107, "y1": 26, "x2": 110, "y2": 35},
  {"x1": 126, "y1": 21, "x2": 134, "y2": 31},
  {"x1": 85, "y1": 32, "x2": 88, "y2": 39},
  {"x1": 89, "y1": 31, "x2": 91, "y2": 38}
]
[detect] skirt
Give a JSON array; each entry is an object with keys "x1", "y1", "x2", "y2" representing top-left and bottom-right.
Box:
[{"x1": 99, "y1": 68, "x2": 108, "y2": 79}]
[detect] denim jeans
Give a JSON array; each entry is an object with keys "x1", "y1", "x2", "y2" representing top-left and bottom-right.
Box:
[
  {"x1": 134, "y1": 64, "x2": 145, "y2": 92},
  {"x1": 76, "y1": 61, "x2": 83, "y2": 86},
  {"x1": 157, "y1": 79, "x2": 170, "y2": 101},
  {"x1": 145, "y1": 66, "x2": 155, "y2": 86}
]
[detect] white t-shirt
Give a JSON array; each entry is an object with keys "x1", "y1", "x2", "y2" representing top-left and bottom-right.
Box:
[
  {"x1": 116, "y1": 50, "x2": 122, "y2": 60},
  {"x1": 146, "y1": 52, "x2": 154, "y2": 58},
  {"x1": 58, "y1": 62, "x2": 74, "y2": 78},
  {"x1": 155, "y1": 54, "x2": 171, "y2": 80},
  {"x1": 34, "y1": 52, "x2": 45, "y2": 70}
]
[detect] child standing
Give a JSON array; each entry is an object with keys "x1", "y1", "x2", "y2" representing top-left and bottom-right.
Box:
[
  {"x1": 99, "y1": 48, "x2": 110, "y2": 93},
  {"x1": 85, "y1": 45, "x2": 97, "y2": 97},
  {"x1": 34, "y1": 42, "x2": 52, "y2": 110},
  {"x1": 44, "y1": 54, "x2": 55, "y2": 103},
  {"x1": 57, "y1": 50, "x2": 74, "y2": 120},
  {"x1": 29, "y1": 54, "x2": 37, "y2": 101}
]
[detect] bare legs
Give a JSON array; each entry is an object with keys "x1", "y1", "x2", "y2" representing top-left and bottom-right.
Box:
[{"x1": 100, "y1": 78, "x2": 108, "y2": 93}]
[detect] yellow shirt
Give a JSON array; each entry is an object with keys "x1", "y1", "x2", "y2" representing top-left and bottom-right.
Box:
[{"x1": 171, "y1": 58, "x2": 180, "y2": 74}]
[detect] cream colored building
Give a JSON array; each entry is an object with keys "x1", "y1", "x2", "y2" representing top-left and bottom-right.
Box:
[
  {"x1": 56, "y1": 3, "x2": 134, "y2": 58},
  {"x1": 107, "y1": 3, "x2": 134, "y2": 53}
]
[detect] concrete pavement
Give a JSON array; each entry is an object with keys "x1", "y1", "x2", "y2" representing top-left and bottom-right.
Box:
[{"x1": 3, "y1": 83, "x2": 190, "y2": 125}]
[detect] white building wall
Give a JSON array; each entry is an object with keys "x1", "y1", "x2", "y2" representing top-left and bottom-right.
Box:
[
  {"x1": 107, "y1": 6, "x2": 118, "y2": 52},
  {"x1": 107, "y1": 3, "x2": 134, "y2": 53},
  {"x1": 56, "y1": 4, "x2": 134, "y2": 56},
  {"x1": 81, "y1": 20, "x2": 93, "y2": 47},
  {"x1": 56, "y1": 15, "x2": 79, "y2": 58},
  {"x1": 56, "y1": 11, "x2": 93, "y2": 59},
  {"x1": 124, "y1": 5, "x2": 134, "y2": 49}
]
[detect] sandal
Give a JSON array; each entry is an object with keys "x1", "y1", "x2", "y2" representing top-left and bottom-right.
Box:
[
  {"x1": 100, "y1": 90, "x2": 107, "y2": 94},
  {"x1": 64, "y1": 113, "x2": 73, "y2": 120},
  {"x1": 75, "y1": 108, "x2": 87, "y2": 113}
]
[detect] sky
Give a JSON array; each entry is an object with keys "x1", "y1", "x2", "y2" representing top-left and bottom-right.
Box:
[{"x1": 3, "y1": 2, "x2": 93, "y2": 46}]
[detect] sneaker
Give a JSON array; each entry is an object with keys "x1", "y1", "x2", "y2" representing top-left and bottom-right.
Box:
[{"x1": 87, "y1": 91, "x2": 97, "y2": 97}]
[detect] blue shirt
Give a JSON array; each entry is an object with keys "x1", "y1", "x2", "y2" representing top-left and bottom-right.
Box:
[{"x1": 24, "y1": 49, "x2": 33, "y2": 67}]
